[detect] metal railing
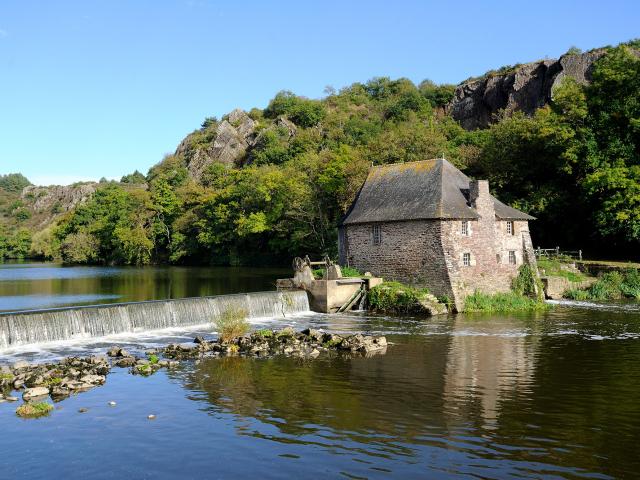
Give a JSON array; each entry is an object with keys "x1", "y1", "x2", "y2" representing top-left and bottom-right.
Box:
[{"x1": 535, "y1": 247, "x2": 582, "y2": 261}]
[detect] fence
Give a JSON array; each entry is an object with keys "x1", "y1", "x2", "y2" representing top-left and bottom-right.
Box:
[{"x1": 535, "y1": 247, "x2": 582, "y2": 261}]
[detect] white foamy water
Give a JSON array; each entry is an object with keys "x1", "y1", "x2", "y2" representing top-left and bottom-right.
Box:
[{"x1": 0, "y1": 290, "x2": 310, "y2": 351}]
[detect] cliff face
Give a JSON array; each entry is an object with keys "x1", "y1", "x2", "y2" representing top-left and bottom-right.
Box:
[
  {"x1": 21, "y1": 182, "x2": 97, "y2": 227},
  {"x1": 447, "y1": 50, "x2": 606, "y2": 130},
  {"x1": 174, "y1": 108, "x2": 297, "y2": 180}
]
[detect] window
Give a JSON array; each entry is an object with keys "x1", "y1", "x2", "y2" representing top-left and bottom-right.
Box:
[
  {"x1": 508, "y1": 250, "x2": 517, "y2": 265},
  {"x1": 463, "y1": 252, "x2": 471, "y2": 266},
  {"x1": 506, "y1": 221, "x2": 514, "y2": 235},
  {"x1": 372, "y1": 224, "x2": 382, "y2": 245},
  {"x1": 461, "y1": 221, "x2": 469, "y2": 236}
]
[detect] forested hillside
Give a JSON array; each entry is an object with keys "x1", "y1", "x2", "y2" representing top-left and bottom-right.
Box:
[{"x1": 1, "y1": 41, "x2": 638, "y2": 264}]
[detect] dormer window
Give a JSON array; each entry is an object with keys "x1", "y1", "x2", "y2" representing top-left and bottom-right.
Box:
[{"x1": 506, "y1": 221, "x2": 514, "y2": 235}]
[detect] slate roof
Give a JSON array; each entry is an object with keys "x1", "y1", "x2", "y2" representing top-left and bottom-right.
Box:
[{"x1": 339, "y1": 159, "x2": 535, "y2": 225}]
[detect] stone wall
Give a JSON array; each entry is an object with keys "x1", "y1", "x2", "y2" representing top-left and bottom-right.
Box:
[{"x1": 341, "y1": 220, "x2": 455, "y2": 300}]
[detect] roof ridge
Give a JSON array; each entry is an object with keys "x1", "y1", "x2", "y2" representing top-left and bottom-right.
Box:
[{"x1": 370, "y1": 159, "x2": 440, "y2": 169}]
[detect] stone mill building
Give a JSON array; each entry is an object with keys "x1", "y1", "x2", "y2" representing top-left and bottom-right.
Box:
[{"x1": 338, "y1": 159, "x2": 537, "y2": 311}]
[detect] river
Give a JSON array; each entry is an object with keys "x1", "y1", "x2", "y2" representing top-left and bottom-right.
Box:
[{"x1": 1, "y1": 262, "x2": 640, "y2": 479}]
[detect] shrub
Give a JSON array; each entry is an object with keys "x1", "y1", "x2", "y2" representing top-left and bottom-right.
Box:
[
  {"x1": 16, "y1": 402, "x2": 53, "y2": 418},
  {"x1": 148, "y1": 354, "x2": 159, "y2": 364},
  {"x1": 368, "y1": 281, "x2": 430, "y2": 313},
  {"x1": 254, "y1": 329, "x2": 273, "y2": 338},
  {"x1": 464, "y1": 291, "x2": 549, "y2": 313},
  {"x1": 214, "y1": 307, "x2": 249, "y2": 343},
  {"x1": 512, "y1": 264, "x2": 544, "y2": 300},
  {"x1": 566, "y1": 269, "x2": 640, "y2": 301}
]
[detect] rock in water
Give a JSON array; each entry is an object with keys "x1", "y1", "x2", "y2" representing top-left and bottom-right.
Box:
[{"x1": 23, "y1": 386, "x2": 50, "y2": 400}]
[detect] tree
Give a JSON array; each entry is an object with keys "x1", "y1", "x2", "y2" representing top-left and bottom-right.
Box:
[
  {"x1": 0, "y1": 173, "x2": 31, "y2": 192},
  {"x1": 120, "y1": 170, "x2": 146, "y2": 184}
]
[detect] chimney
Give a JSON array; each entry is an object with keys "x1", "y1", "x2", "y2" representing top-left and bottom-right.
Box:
[{"x1": 469, "y1": 180, "x2": 490, "y2": 208}]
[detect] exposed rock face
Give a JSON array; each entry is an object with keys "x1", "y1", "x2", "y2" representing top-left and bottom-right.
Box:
[
  {"x1": 448, "y1": 50, "x2": 607, "y2": 130},
  {"x1": 175, "y1": 109, "x2": 298, "y2": 181},
  {"x1": 21, "y1": 182, "x2": 97, "y2": 226},
  {"x1": 175, "y1": 108, "x2": 258, "y2": 180}
]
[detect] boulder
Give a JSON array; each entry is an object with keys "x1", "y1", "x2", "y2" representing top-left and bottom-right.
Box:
[{"x1": 23, "y1": 386, "x2": 50, "y2": 400}]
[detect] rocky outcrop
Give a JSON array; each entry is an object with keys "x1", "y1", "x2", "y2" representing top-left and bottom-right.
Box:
[
  {"x1": 448, "y1": 50, "x2": 607, "y2": 130},
  {"x1": 175, "y1": 109, "x2": 298, "y2": 181},
  {"x1": 175, "y1": 108, "x2": 258, "y2": 180},
  {"x1": 21, "y1": 182, "x2": 97, "y2": 226}
]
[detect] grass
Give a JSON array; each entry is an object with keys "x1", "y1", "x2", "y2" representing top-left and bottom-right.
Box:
[
  {"x1": 254, "y1": 329, "x2": 273, "y2": 338},
  {"x1": 368, "y1": 281, "x2": 431, "y2": 313},
  {"x1": 148, "y1": 354, "x2": 159, "y2": 364},
  {"x1": 313, "y1": 265, "x2": 362, "y2": 279},
  {"x1": 464, "y1": 291, "x2": 549, "y2": 313},
  {"x1": 16, "y1": 402, "x2": 54, "y2": 418},
  {"x1": 44, "y1": 377, "x2": 62, "y2": 386},
  {"x1": 214, "y1": 307, "x2": 250, "y2": 343},
  {"x1": 0, "y1": 373, "x2": 14, "y2": 381},
  {"x1": 538, "y1": 258, "x2": 587, "y2": 282},
  {"x1": 565, "y1": 270, "x2": 640, "y2": 301}
]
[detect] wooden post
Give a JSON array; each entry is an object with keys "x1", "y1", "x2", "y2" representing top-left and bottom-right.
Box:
[
  {"x1": 579, "y1": 250, "x2": 582, "y2": 261},
  {"x1": 556, "y1": 246, "x2": 560, "y2": 256}
]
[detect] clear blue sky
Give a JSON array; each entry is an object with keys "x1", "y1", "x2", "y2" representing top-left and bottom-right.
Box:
[{"x1": 1, "y1": 0, "x2": 638, "y2": 185}]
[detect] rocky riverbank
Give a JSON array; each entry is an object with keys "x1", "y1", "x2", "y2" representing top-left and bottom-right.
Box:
[{"x1": 0, "y1": 328, "x2": 387, "y2": 417}]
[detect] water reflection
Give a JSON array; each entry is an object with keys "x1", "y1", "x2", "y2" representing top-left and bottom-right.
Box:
[
  {"x1": 0, "y1": 263, "x2": 289, "y2": 312},
  {"x1": 166, "y1": 310, "x2": 640, "y2": 478},
  {"x1": 443, "y1": 315, "x2": 541, "y2": 429}
]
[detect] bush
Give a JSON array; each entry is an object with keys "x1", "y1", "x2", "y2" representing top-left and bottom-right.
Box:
[
  {"x1": 565, "y1": 269, "x2": 640, "y2": 301},
  {"x1": 512, "y1": 264, "x2": 544, "y2": 301},
  {"x1": 368, "y1": 281, "x2": 430, "y2": 313},
  {"x1": 214, "y1": 307, "x2": 249, "y2": 343},
  {"x1": 464, "y1": 291, "x2": 549, "y2": 313},
  {"x1": 16, "y1": 402, "x2": 54, "y2": 418}
]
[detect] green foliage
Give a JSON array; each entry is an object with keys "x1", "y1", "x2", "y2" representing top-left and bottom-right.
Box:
[
  {"x1": 16, "y1": 402, "x2": 54, "y2": 418},
  {"x1": 148, "y1": 354, "x2": 159, "y2": 364},
  {"x1": 512, "y1": 264, "x2": 544, "y2": 300},
  {"x1": 565, "y1": 270, "x2": 640, "y2": 301},
  {"x1": 214, "y1": 307, "x2": 250, "y2": 343},
  {"x1": 264, "y1": 91, "x2": 326, "y2": 127},
  {"x1": 254, "y1": 329, "x2": 273, "y2": 338},
  {"x1": 464, "y1": 291, "x2": 549, "y2": 312},
  {"x1": 537, "y1": 258, "x2": 586, "y2": 282},
  {"x1": 313, "y1": 265, "x2": 362, "y2": 279},
  {"x1": 419, "y1": 80, "x2": 456, "y2": 108},
  {"x1": 368, "y1": 281, "x2": 431, "y2": 313},
  {"x1": 120, "y1": 170, "x2": 146, "y2": 184},
  {"x1": 0, "y1": 173, "x2": 31, "y2": 193}
]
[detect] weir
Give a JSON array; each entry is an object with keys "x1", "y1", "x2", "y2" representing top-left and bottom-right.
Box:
[{"x1": 0, "y1": 290, "x2": 310, "y2": 350}]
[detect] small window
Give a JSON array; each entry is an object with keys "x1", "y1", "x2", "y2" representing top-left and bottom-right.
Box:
[
  {"x1": 506, "y1": 221, "x2": 514, "y2": 235},
  {"x1": 463, "y1": 252, "x2": 471, "y2": 267},
  {"x1": 508, "y1": 251, "x2": 517, "y2": 265},
  {"x1": 372, "y1": 224, "x2": 382, "y2": 245},
  {"x1": 461, "y1": 221, "x2": 469, "y2": 236}
]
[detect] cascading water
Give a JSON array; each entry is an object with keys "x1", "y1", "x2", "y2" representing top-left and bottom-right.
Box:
[{"x1": 0, "y1": 291, "x2": 310, "y2": 350}]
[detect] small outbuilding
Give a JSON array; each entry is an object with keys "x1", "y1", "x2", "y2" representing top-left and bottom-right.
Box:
[{"x1": 338, "y1": 158, "x2": 537, "y2": 311}]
